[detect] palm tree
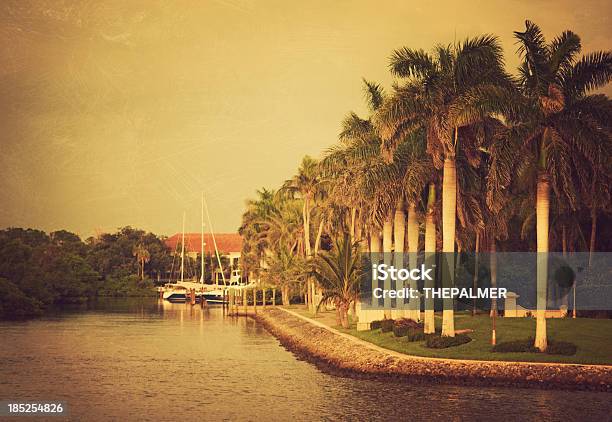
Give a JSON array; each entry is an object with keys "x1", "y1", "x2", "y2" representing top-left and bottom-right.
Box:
[
  {"x1": 423, "y1": 183, "x2": 437, "y2": 333},
  {"x1": 132, "y1": 244, "x2": 150, "y2": 280},
  {"x1": 311, "y1": 234, "x2": 363, "y2": 328},
  {"x1": 258, "y1": 200, "x2": 304, "y2": 254},
  {"x1": 278, "y1": 156, "x2": 324, "y2": 311},
  {"x1": 375, "y1": 35, "x2": 512, "y2": 336},
  {"x1": 279, "y1": 156, "x2": 322, "y2": 257},
  {"x1": 501, "y1": 21, "x2": 612, "y2": 350},
  {"x1": 263, "y1": 243, "x2": 307, "y2": 306},
  {"x1": 239, "y1": 188, "x2": 277, "y2": 282},
  {"x1": 325, "y1": 80, "x2": 437, "y2": 320}
]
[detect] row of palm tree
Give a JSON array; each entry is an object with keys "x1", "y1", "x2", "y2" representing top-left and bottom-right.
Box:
[{"x1": 239, "y1": 21, "x2": 611, "y2": 351}]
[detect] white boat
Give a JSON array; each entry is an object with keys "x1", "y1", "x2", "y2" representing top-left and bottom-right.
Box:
[
  {"x1": 161, "y1": 212, "x2": 207, "y2": 302},
  {"x1": 161, "y1": 193, "x2": 237, "y2": 304},
  {"x1": 161, "y1": 281, "x2": 206, "y2": 302}
]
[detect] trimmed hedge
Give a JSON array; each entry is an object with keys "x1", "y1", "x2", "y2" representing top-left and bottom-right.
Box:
[
  {"x1": 380, "y1": 319, "x2": 395, "y2": 333},
  {"x1": 492, "y1": 338, "x2": 577, "y2": 356},
  {"x1": 392, "y1": 319, "x2": 424, "y2": 337},
  {"x1": 393, "y1": 325, "x2": 409, "y2": 337},
  {"x1": 406, "y1": 328, "x2": 426, "y2": 342},
  {"x1": 394, "y1": 318, "x2": 423, "y2": 329},
  {"x1": 492, "y1": 339, "x2": 538, "y2": 353},
  {"x1": 546, "y1": 341, "x2": 577, "y2": 356},
  {"x1": 425, "y1": 333, "x2": 472, "y2": 349},
  {"x1": 370, "y1": 320, "x2": 383, "y2": 330}
]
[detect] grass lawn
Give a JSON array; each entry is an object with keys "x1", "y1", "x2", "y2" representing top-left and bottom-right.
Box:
[{"x1": 287, "y1": 307, "x2": 612, "y2": 365}]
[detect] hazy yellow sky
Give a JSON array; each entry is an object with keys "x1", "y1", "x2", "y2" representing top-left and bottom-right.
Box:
[{"x1": 0, "y1": 0, "x2": 610, "y2": 237}]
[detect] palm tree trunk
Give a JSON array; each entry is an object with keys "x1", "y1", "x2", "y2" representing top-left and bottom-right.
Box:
[
  {"x1": 350, "y1": 207, "x2": 357, "y2": 239},
  {"x1": 341, "y1": 303, "x2": 350, "y2": 328},
  {"x1": 382, "y1": 215, "x2": 393, "y2": 316},
  {"x1": 441, "y1": 157, "x2": 456, "y2": 337},
  {"x1": 311, "y1": 281, "x2": 317, "y2": 315},
  {"x1": 559, "y1": 224, "x2": 568, "y2": 310},
  {"x1": 490, "y1": 237, "x2": 497, "y2": 317},
  {"x1": 303, "y1": 196, "x2": 314, "y2": 312},
  {"x1": 370, "y1": 230, "x2": 381, "y2": 307},
  {"x1": 424, "y1": 184, "x2": 436, "y2": 334},
  {"x1": 535, "y1": 172, "x2": 549, "y2": 351},
  {"x1": 370, "y1": 232, "x2": 381, "y2": 252},
  {"x1": 314, "y1": 219, "x2": 324, "y2": 256},
  {"x1": 407, "y1": 203, "x2": 420, "y2": 321},
  {"x1": 472, "y1": 231, "x2": 479, "y2": 316},
  {"x1": 304, "y1": 196, "x2": 311, "y2": 257},
  {"x1": 589, "y1": 209, "x2": 597, "y2": 267},
  {"x1": 562, "y1": 224, "x2": 567, "y2": 257},
  {"x1": 394, "y1": 201, "x2": 406, "y2": 315}
]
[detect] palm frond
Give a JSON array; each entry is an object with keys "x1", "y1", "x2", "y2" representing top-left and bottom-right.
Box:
[{"x1": 389, "y1": 47, "x2": 437, "y2": 78}]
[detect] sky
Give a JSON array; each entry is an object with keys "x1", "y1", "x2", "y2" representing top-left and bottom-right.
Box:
[{"x1": 0, "y1": 0, "x2": 610, "y2": 238}]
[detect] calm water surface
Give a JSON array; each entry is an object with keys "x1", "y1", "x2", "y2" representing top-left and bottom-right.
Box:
[{"x1": 0, "y1": 298, "x2": 610, "y2": 421}]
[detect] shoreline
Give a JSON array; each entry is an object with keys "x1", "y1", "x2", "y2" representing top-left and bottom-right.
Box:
[{"x1": 253, "y1": 308, "x2": 612, "y2": 392}]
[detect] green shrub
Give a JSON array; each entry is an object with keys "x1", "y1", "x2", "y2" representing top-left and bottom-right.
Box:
[
  {"x1": 370, "y1": 320, "x2": 383, "y2": 330},
  {"x1": 492, "y1": 339, "x2": 538, "y2": 353},
  {"x1": 380, "y1": 319, "x2": 395, "y2": 333},
  {"x1": 393, "y1": 325, "x2": 409, "y2": 337},
  {"x1": 425, "y1": 333, "x2": 471, "y2": 348},
  {"x1": 406, "y1": 328, "x2": 426, "y2": 342},
  {"x1": 491, "y1": 338, "x2": 577, "y2": 355},
  {"x1": 546, "y1": 341, "x2": 577, "y2": 356},
  {"x1": 394, "y1": 318, "x2": 423, "y2": 329},
  {"x1": 0, "y1": 278, "x2": 43, "y2": 319}
]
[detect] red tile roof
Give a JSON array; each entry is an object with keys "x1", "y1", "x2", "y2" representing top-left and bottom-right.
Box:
[{"x1": 165, "y1": 233, "x2": 243, "y2": 254}]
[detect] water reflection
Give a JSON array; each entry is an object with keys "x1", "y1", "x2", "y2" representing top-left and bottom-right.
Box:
[{"x1": 0, "y1": 298, "x2": 609, "y2": 421}]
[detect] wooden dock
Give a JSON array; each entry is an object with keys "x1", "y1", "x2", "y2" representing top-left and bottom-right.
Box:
[{"x1": 226, "y1": 286, "x2": 277, "y2": 316}]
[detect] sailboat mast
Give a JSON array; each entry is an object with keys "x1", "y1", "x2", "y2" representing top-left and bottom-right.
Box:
[
  {"x1": 202, "y1": 192, "x2": 226, "y2": 286},
  {"x1": 201, "y1": 193, "x2": 205, "y2": 284},
  {"x1": 180, "y1": 211, "x2": 185, "y2": 283}
]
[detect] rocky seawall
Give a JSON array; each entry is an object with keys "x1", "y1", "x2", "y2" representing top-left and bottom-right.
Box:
[{"x1": 254, "y1": 308, "x2": 612, "y2": 392}]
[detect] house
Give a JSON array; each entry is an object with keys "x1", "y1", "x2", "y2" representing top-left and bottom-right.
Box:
[{"x1": 164, "y1": 233, "x2": 243, "y2": 269}]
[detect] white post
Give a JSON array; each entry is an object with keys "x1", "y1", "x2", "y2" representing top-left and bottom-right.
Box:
[{"x1": 180, "y1": 211, "x2": 185, "y2": 283}]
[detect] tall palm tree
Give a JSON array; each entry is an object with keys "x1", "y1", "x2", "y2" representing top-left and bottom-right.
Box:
[
  {"x1": 375, "y1": 35, "x2": 512, "y2": 336},
  {"x1": 279, "y1": 156, "x2": 322, "y2": 257},
  {"x1": 501, "y1": 21, "x2": 612, "y2": 350},
  {"x1": 423, "y1": 183, "x2": 438, "y2": 333},
  {"x1": 278, "y1": 156, "x2": 324, "y2": 311},
  {"x1": 239, "y1": 188, "x2": 277, "y2": 281},
  {"x1": 258, "y1": 199, "x2": 304, "y2": 255}
]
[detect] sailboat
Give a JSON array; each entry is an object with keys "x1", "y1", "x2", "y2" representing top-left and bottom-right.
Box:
[
  {"x1": 200, "y1": 192, "x2": 232, "y2": 304},
  {"x1": 161, "y1": 193, "x2": 238, "y2": 303},
  {"x1": 162, "y1": 211, "x2": 206, "y2": 302}
]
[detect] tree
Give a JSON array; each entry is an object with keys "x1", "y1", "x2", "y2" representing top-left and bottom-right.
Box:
[
  {"x1": 376, "y1": 35, "x2": 512, "y2": 336},
  {"x1": 262, "y1": 244, "x2": 306, "y2": 306},
  {"x1": 239, "y1": 188, "x2": 278, "y2": 281},
  {"x1": 501, "y1": 21, "x2": 612, "y2": 350},
  {"x1": 311, "y1": 234, "x2": 363, "y2": 328},
  {"x1": 132, "y1": 244, "x2": 151, "y2": 280},
  {"x1": 278, "y1": 156, "x2": 324, "y2": 311}
]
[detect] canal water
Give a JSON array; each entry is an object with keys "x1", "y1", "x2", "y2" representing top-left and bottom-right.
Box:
[{"x1": 0, "y1": 299, "x2": 609, "y2": 421}]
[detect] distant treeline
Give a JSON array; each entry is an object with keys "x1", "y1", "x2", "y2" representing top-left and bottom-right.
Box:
[{"x1": 0, "y1": 226, "x2": 174, "y2": 319}]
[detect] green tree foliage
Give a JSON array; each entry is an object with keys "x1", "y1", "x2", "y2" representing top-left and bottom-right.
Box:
[
  {"x1": 0, "y1": 226, "x2": 172, "y2": 318},
  {"x1": 311, "y1": 234, "x2": 363, "y2": 328}
]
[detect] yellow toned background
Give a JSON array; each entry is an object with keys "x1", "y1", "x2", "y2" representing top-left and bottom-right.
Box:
[{"x1": 0, "y1": 0, "x2": 610, "y2": 236}]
